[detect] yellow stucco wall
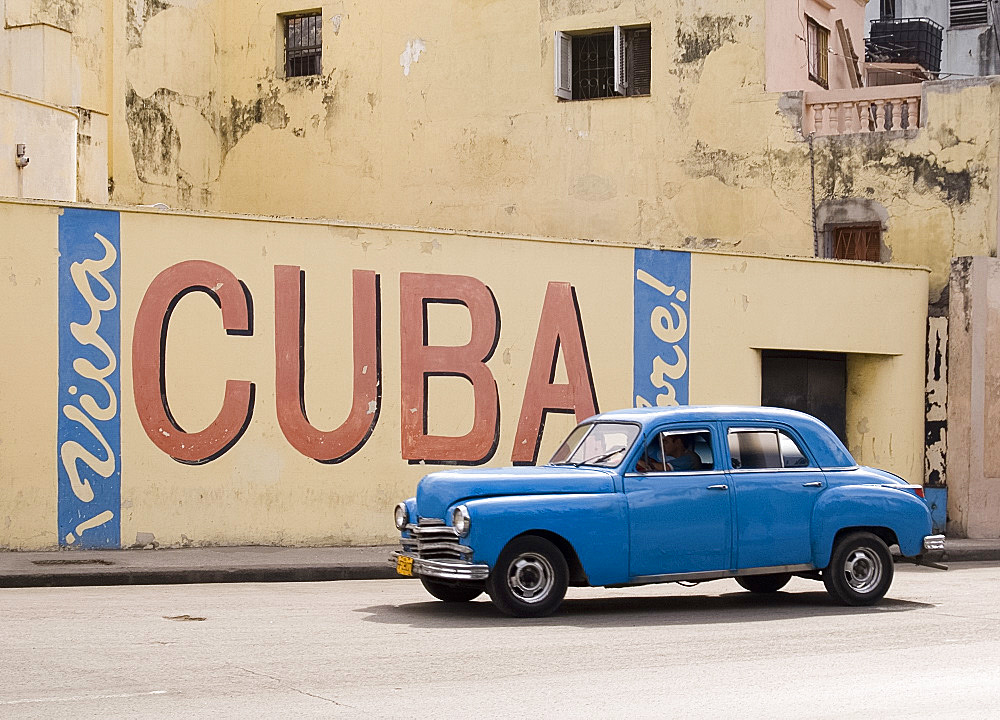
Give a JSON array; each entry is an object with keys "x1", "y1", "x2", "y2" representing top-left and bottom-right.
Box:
[
  {"x1": 4, "y1": 2, "x2": 995, "y2": 302},
  {"x1": 98, "y1": 0, "x2": 998, "y2": 305},
  {"x1": 1, "y1": 199, "x2": 928, "y2": 549}
]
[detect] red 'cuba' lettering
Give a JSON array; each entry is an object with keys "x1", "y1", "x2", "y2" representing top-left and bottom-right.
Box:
[
  {"x1": 132, "y1": 260, "x2": 255, "y2": 464},
  {"x1": 399, "y1": 272, "x2": 501, "y2": 465},
  {"x1": 512, "y1": 282, "x2": 598, "y2": 465},
  {"x1": 274, "y1": 266, "x2": 381, "y2": 463}
]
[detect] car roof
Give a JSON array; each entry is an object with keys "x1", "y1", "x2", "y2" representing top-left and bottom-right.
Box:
[{"x1": 587, "y1": 405, "x2": 857, "y2": 469}]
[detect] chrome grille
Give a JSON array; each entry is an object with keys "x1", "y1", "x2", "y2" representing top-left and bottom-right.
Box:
[{"x1": 400, "y1": 518, "x2": 472, "y2": 561}]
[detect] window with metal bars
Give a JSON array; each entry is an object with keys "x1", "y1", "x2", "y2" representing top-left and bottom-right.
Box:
[
  {"x1": 554, "y1": 25, "x2": 651, "y2": 100},
  {"x1": 285, "y1": 12, "x2": 322, "y2": 77},
  {"x1": 806, "y1": 17, "x2": 829, "y2": 89},
  {"x1": 880, "y1": 0, "x2": 896, "y2": 19},
  {"x1": 950, "y1": 1, "x2": 989, "y2": 27},
  {"x1": 828, "y1": 224, "x2": 883, "y2": 262}
]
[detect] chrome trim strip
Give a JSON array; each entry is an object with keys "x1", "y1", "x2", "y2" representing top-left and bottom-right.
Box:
[
  {"x1": 399, "y1": 540, "x2": 473, "y2": 556},
  {"x1": 624, "y1": 563, "x2": 815, "y2": 586},
  {"x1": 727, "y1": 466, "x2": 817, "y2": 473},
  {"x1": 923, "y1": 534, "x2": 945, "y2": 552},
  {"x1": 389, "y1": 551, "x2": 489, "y2": 581},
  {"x1": 623, "y1": 469, "x2": 727, "y2": 477}
]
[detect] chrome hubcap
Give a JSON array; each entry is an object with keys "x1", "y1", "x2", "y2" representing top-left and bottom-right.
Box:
[
  {"x1": 843, "y1": 548, "x2": 883, "y2": 593},
  {"x1": 506, "y1": 552, "x2": 555, "y2": 603}
]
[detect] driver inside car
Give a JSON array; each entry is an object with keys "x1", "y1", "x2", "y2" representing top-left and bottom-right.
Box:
[{"x1": 636, "y1": 433, "x2": 702, "y2": 473}]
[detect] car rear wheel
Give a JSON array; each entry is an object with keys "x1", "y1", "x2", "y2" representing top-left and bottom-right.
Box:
[
  {"x1": 419, "y1": 577, "x2": 484, "y2": 602},
  {"x1": 823, "y1": 531, "x2": 894, "y2": 606},
  {"x1": 735, "y1": 572, "x2": 791, "y2": 594},
  {"x1": 486, "y1": 535, "x2": 569, "y2": 618}
]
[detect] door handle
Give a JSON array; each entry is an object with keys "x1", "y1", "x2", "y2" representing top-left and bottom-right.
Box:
[
  {"x1": 707, "y1": 484, "x2": 729, "y2": 491},
  {"x1": 802, "y1": 481, "x2": 823, "y2": 487}
]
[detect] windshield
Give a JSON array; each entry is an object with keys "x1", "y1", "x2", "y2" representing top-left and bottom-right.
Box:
[{"x1": 549, "y1": 422, "x2": 641, "y2": 467}]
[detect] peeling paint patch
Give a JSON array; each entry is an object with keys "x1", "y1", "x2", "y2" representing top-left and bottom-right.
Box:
[
  {"x1": 125, "y1": 87, "x2": 181, "y2": 184},
  {"x1": 926, "y1": 316, "x2": 948, "y2": 485},
  {"x1": 676, "y1": 15, "x2": 747, "y2": 64},
  {"x1": 895, "y1": 153, "x2": 975, "y2": 204},
  {"x1": 400, "y1": 39, "x2": 426, "y2": 76},
  {"x1": 331, "y1": 14, "x2": 343, "y2": 34},
  {"x1": 126, "y1": 0, "x2": 172, "y2": 48},
  {"x1": 221, "y1": 90, "x2": 289, "y2": 154}
]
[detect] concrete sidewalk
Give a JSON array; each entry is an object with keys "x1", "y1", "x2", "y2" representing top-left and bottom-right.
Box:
[{"x1": 0, "y1": 539, "x2": 997, "y2": 589}]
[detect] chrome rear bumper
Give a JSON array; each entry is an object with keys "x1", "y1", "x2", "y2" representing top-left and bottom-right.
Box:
[
  {"x1": 389, "y1": 550, "x2": 489, "y2": 581},
  {"x1": 923, "y1": 534, "x2": 945, "y2": 552}
]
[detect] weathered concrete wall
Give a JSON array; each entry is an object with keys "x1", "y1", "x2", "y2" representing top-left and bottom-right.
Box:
[
  {"x1": 0, "y1": 92, "x2": 79, "y2": 201},
  {"x1": 99, "y1": 1, "x2": 1000, "y2": 306},
  {"x1": 0, "y1": 198, "x2": 929, "y2": 550},
  {"x1": 947, "y1": 256, "x2": 1000, "y2": 538}
]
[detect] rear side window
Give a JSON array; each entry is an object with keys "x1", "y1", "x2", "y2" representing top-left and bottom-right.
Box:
[{"x1": 728, "y1": 429, "x2": 810, "y2": 470}]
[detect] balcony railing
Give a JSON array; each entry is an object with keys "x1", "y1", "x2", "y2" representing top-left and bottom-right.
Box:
[{"x1": 803, "y1": 84, "x2": 922, "y2": 136}]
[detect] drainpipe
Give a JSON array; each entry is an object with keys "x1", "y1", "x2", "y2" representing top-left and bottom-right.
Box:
[{"x1": 809, "y1": 132, "x2": 819, "y2": 256}]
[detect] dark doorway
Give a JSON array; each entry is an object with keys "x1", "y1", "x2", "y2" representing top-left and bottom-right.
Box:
[{"x1": 761, "y1": 351, "x2": 847, "y2": 443}]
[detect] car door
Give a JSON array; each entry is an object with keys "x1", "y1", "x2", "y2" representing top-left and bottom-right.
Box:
[
  {"x1": 725, "y1": 425, "x2": 824, "y2": 570},
  {"x1": 623, "y1": 425, "x2": 733, "y2": 578}
]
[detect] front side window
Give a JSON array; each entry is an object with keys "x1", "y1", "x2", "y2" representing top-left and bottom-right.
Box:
[
  {"x1": 285, "y1": 12, "x2": 322, "y2": 77},
  {"x1": 728, "y1": 429, "x2": 810, "y2": 470},
  {"x1": 555, "y1": 25, "x2": 651, "y2": 100},
  {"x1": 549, "y1": 422, "x2": 641, "y2": 467},
  {"x1": 635, "y1": 429, "x2": 713, "y2": 473},
  {"x1": 806, "y1": 17, "x2": 829, "y2": 89}
]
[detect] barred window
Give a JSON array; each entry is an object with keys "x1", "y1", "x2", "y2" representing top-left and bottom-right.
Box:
[
  {"x1": 554, "y1": 25, "x2": 651, "y2": 100},
  {"x1": 285, "y1": 12, "x2": 322, "y2": 77},
  {"x1": 950, "y1": 1, "x2": 989, "y2": 27},
  {"x1": 806, "y1": 17, "x2": 829, "y2": 89},
  {"x1": 829, "y1": 224, "x2": 883, "y2": 262}
]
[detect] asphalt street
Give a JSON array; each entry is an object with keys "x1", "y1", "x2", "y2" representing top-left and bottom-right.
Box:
[{"x1": 2, "y1": 562, "x2": 998, "y2": 719}]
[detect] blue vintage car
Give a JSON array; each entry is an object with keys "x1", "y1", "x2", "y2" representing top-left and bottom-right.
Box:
[{"x1": 391, "y1": 406, "x2": 944, "y2": 617}]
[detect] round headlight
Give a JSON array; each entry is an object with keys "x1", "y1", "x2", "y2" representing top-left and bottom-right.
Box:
[
  {"x1": 394, "y1": 502, "x2": 409, "y2": 530},
  {"x1": 451, "y1": 505, "x2": 470, "y2": 537}
]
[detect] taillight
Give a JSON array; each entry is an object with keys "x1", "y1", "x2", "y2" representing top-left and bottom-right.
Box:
[{"x1": 909, "y1": 484, "x2": 925, "y2": 499}]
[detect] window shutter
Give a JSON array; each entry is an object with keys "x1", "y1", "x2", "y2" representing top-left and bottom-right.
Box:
[
  {"x1": 613, "y1": 25, "x2": 626, "y2": 95},
  {"x1": 629, "y1": 28, "x2": 652, "y2": 95},
  {"x1": 554, "y1": 31, "x2": 572, "y2": 99}
]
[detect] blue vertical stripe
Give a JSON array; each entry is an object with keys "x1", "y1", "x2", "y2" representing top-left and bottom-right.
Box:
[
  {"x1": 57, "y1": 208, "x2": 122, "y2": 548},
  {"x1": 633, "y1": 249, "x2": 692, "y2": 408}
]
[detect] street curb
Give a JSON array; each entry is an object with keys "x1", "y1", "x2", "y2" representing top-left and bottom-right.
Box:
[
  {"x1": 0, "y1": 565, "x2": 401, "y2": 589},
  {"x1": 942, "y1": 549, "x2": 1000, "y2": 563}
]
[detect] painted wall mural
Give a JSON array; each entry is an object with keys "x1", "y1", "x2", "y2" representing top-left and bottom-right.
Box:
[
  {"x1": 58, "y1": 209, "x2": 122, "y2": 548},
  {"x1": 51, "y1": 208, "x2": 701, "y2": 547},
  {"x1": 26, "y1": 204, "x2": 925, "y2": 550},
  {"x1": 633, "y1": 249, "x2": 691, "y2": 409}
]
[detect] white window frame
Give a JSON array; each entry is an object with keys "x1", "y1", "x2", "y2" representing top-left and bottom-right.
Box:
[{"x1": 554, "y1": 26, "x2": 628, "y2": 100}]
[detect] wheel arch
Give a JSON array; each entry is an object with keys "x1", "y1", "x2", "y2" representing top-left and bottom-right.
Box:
[
  {"x1": 818, "y1": 525, "x2": 898, "y2": 569},
  {"x1": 509, "y1": 529, "x2": 588, "y2": 586}
]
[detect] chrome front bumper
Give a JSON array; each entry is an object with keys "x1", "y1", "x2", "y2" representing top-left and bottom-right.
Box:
[{"x1": 389, "y1": 550, "x2": 490, "y2": 581}]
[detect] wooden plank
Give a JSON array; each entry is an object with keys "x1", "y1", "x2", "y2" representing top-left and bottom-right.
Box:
[{"x1": 836, "y1": 19, "x2": 863, "y2": 88}]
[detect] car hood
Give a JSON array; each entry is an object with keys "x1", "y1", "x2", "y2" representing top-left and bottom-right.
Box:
[{"x1": 415, "y1": 465, "x2": 616, "y2": 520}]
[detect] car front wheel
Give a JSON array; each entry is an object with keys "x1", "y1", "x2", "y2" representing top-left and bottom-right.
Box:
[
  {"x1": 486, "y1": 535, "x2": 569, "y2": 618},
  {"x1": 419, "y1": 577, "x2": 484, "y2": 602},
  {"x1": 735, "y1": 572, "x2": 791, "y2": 594},
  {"x1": 823, "y1": 531, "x2": 894, "y2": 606}
]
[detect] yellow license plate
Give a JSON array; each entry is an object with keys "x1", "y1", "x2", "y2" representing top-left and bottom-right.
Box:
[{"x1": 396, "y1": 555, "x2": 414, "y2": 576}]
